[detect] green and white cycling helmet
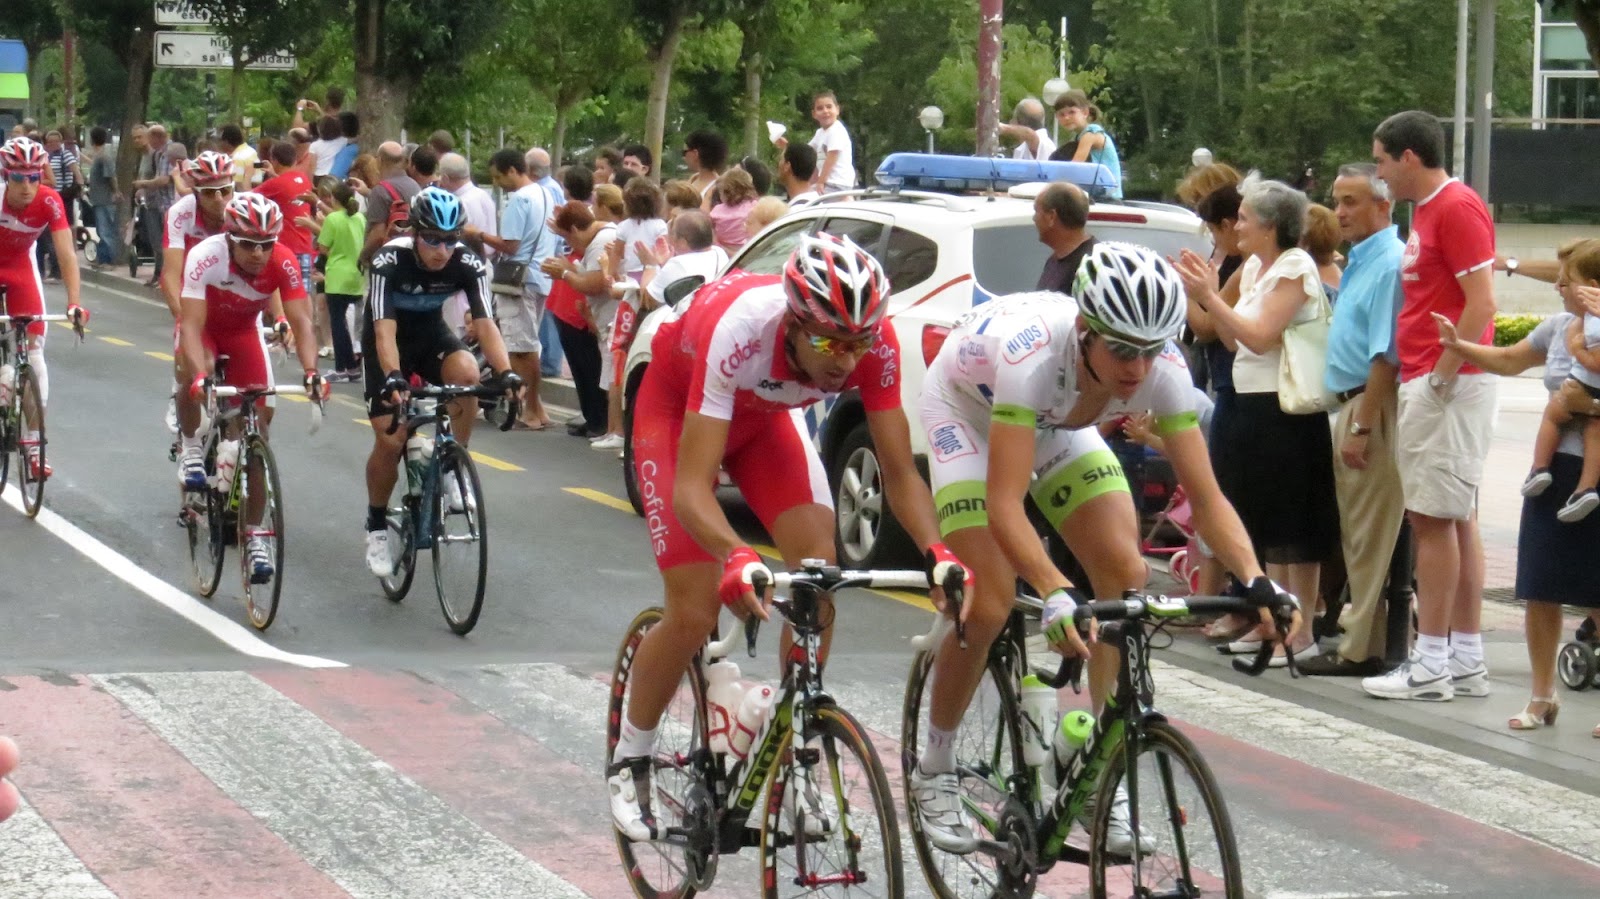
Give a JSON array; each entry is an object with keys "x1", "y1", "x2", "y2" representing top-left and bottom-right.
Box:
[{"x1": 1073, "y1": 241, "x2": 1187, "y2": 350}]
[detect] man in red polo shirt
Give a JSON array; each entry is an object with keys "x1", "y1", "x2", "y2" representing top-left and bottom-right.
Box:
[
  {"x1": 253, "y1": 141, "x2": 316, "y2": 303},
  {"x1": 1363, "y1": 110, "x2": 1498, "y2": 703}
]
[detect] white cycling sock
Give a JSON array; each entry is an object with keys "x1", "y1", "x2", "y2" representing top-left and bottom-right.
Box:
[
  {"x1": 1416, "y1": 634, "x2": 1449, "y2": 674},
  {"x1": 27, "y1": 349, "x2": 46, "y2": 406},
  {"x1": 919, "y1": 724, "x2": 957, "y2": 775},
  {"x1": 613, "y1": 720, "x2": 657, "y2": 764},
  {"x1": 1449, "y1": 631, "x2": 1483, "y2": 668}
]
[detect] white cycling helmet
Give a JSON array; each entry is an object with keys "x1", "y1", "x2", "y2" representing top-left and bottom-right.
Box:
[{"x1": 1073, "y1": 241, "x2": 1186, "y2": 348}]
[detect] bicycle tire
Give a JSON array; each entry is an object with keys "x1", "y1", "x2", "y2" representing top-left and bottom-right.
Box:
[
  {"x1": 761, "y1": 701, "x2": 903, "y2": 899},
  {"x1": 237, "y1": 434, "x2": 285, "y2": 630},
  {"x1": 431, "y1": 442, "x2": 487, "y2": 635},
  {"x1": 379, "y1": 503, "x2": 417, "y2": 602},
  {"x1": 1088, "y1": 720, "x2": 1243, "y2": 899},
  {"x1": 16, "y1": 365, "x2": 45, "y2": 518},
  {"x1": 186, "y1": 435, "x2": 226, "y2": 598},
  {"x1": 901, "y1": 645, "x2": 1031, "y2": 899},
  {"x1": 607, "y1": 606, "x2": 714, "y2": 899}
]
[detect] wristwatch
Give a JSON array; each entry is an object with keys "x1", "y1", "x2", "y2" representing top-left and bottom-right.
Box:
[
  {"x1": 1505, "y1": 257, "x2": 1519, "y2": 277},
  {"x1": 1427, "y1": 373, "x2": 1450, "y2": 392},
  {"x1": 1349, "y1": 420, "x2": 1372, "y2": 437}
]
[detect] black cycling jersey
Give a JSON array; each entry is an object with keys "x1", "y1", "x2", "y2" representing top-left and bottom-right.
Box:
[{"x1": 365, "y1": 236, "x2": 492, "y2": 324}]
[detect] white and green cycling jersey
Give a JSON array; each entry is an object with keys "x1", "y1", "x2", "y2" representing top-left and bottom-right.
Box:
[{"x1": 919, "y1": 291, "x2": 1202, "y2": 535}]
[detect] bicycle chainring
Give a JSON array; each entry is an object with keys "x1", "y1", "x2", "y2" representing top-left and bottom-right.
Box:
[
  {"x1": 997, "y1": 798, "x2": 1040, "y2": 897},
  {"x1": 683, "y1": 781, "x2": 719, "y2": 890}
]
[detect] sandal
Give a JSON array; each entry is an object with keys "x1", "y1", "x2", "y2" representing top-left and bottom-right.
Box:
[
  {"x1": 1202, "y1": 614, "x2": 1253, "y2": 641},
  {"x1": 1508, "y1": 697, "x2": 1561, "y2": 731}
]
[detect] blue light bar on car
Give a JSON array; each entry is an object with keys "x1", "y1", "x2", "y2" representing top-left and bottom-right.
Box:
[{"x1": 874, "y1": 153, "x2": 1120, "y2": 200}]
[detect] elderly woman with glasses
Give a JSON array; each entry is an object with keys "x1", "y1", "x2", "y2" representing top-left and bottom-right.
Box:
[{"x1": 1176, "y1": 178, "x2": 1338, "y2": 663}]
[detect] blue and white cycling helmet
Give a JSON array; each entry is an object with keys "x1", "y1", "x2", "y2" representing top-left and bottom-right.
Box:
[
  {"x1": 410, "y1": 186, "x2": 464, "y2": 233},
  {"x1": 1073, "y1": 241, "x2": 1186, "y2": 349}
]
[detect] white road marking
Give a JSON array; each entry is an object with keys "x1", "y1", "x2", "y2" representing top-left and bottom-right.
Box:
[
  {"x1": 97, "y1": 671, "x2": 591, "y2": 899},
  {"x1": 78, "y1": 278, "x2": 169, "y2": 310},
  {"x1": 1, "y1": 486, "x2": 344, "y2": 669},
  {"x1": 0, "y1": 799, "x2": 118, "y2": 898}
]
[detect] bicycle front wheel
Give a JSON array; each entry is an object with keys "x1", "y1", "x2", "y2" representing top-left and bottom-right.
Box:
[
  {"x1": 379, "y1": 502, "x2": 417, "y2": 602},
  {"x1": 186, "y1": 437, "x2": 225, "y2": 598},
  {"x1": 902, "y1": 646, "x2": 1029, "y2": 899},
  {"x1": 1089, "y1": 720, "x2": 1243, "y2": 899},
  {"x1": 607, "y1": 606, "x2": 714, "y2": 899},
  {"x1": 16, "y1": 365, "x2": 45, "y2": 518},
  {"x1": 761, "y1": 702, "x2": 903, "y2": 899},
  {"x1": 237, "y1": 434, "x2": 285, "y2": 630},
  {"x1": 431, "y1": 442, "x2": 487, "y2": 634}
]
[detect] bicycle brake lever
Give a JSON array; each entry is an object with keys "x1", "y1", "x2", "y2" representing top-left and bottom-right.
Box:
[
  {"x1": 1040, "y1": 655, "x2": 1084, "y2": 693},
  {"x1": 745, "y1": 617, "x2": 760, "y2": 658},
  {"x1": 1232, "y1": 640, "x2": 1274, "y2": 676}
]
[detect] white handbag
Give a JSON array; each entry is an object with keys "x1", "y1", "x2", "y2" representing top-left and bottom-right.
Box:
[{"x1": 1277, "y1": 286, "x2": 1338, "y2": 414}]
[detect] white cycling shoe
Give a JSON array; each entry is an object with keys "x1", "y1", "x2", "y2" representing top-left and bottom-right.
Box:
[
  {"x1": 607, "y1": 756, "x2": 657, "y2": 843},
  {"x1": 1080, "y1": 783, "x2": 1155, "y2": 857},
  {"x1": 909, "y1": 764, "x2": 978, "y2": 854},
  {"x1": 364, "y1": 529, "x2": 394, "y2": 577}
]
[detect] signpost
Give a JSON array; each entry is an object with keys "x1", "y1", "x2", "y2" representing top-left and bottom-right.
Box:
[
  {"x1": 154, "y1": 0, "x2": 213, "y2": 26},
  {"x1": 153, "y1": 31, "x2": 295, "y2": 71}
]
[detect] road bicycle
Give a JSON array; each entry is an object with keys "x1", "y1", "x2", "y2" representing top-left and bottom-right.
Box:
[
  {"x1": 901, "y1": 587, "x2": 1296, "y2": 899},
  {"x1": 183, "y1": 363, "x2": 325, "y2": 630},
  {"x1": 608, "y1": 560, "x2": 968, "y2": 898},
  {"x1": 0, "y1": 309, "x2": 86, "y2": 518},
  {"x1": 376, "y1": 382, "x2": 515, "y2": 635}
]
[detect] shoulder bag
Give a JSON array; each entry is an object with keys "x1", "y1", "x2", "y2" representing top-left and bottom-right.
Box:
[{"x1": 1277, "y1": 282, "x2": 1338, "y2": 415}]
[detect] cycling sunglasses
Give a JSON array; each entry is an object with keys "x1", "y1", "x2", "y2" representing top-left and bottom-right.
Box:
[
  {"x1": 6, "y1": 172, "x2": 42, "y2": 184},
  {"x1": 1101, "y1": 335, "x2": 1167, "y2": 362},
  {"x1": 416, "y1": 230, "x2": 461, "y2": 248},
  {"x1": 803, "y1": 329, "x2": 876, "y2": 358},
  {"x1": 197, "y1": 185, "x2": 234, "y2": 197},
  {"x1": 234, "y1": 237, "x2": 277, "y2": 252}
]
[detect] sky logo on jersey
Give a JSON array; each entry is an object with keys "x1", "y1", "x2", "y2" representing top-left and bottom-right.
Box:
[
  {"x1": 1002, "y1": 316, "x2": 1050, "y2": 364},
  {"x1": 718, "y1": 338, "x2": 761, "y2": 378},
  {"x1": 929, "y1": 420, "x2": 977, "y2": 462}
]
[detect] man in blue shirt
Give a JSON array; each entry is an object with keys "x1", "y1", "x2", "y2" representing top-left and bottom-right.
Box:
[
  {"x1": 526, "y1": 147, "x2": 569, "y2": 382},
  {"x1": 1302, "y1": 163, "x2": 1407, "y2": 677}
]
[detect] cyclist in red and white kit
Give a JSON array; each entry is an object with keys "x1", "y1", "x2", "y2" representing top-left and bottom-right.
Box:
[
  {"x1": 162, "y1": 151, "x2": 242, "y2": 436},
  {"x1": 176, "y1": 193, "x2": 321, "y2": 581},
  {"x1": 607, "y1": 233, "x2": 962, "y2": 841},
  {"x1": 0, "y1": 136, "x2": 88, "y2": 479}
]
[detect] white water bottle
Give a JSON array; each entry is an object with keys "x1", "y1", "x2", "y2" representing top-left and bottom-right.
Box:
[
  {"x1": 213, "y1": 438, "x2": 240, "y2": 493},
  {"x1": 404, "y1": 433, "x2": 432, "y2": 495},
  {"x1": 727, "y1": 682, "x2": 776, "y2": 760},
  {"x1": 1018, "y1": 675, "x2": 1058, "y2": 793},
  {"x1": 704, "y1": 660, "x2": 746, "y2": 757},
  {"x1": 0, "y1": 363, "x2": 13, "y2": 406}
]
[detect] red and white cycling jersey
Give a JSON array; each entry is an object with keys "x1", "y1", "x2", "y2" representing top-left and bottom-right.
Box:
[
  {"x1": 164, "y1": 193, "x2": 236, "y2": 254},
  {"x1": 180, "y1": 233, "x2": 307, "y2": 333},
  {"x1": 649, "y1": 270, "x2": 902, "y2": 419},
  {"x1": 0, "y1": 186, "x2": 68, "y2": 261}
]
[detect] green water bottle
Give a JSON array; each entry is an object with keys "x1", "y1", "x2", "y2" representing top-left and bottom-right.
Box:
[{"x1": 1053, "y1": 709, "x2": 1094, "y2": 769}]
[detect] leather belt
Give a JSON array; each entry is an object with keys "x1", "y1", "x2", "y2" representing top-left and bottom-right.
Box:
[{"x1": 1335, "y1": 385, "x2": 1366, "y2": 404}]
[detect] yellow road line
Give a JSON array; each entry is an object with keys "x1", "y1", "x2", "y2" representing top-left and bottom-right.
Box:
[
  {"x1": 470, "y1": 451, "x2": 523, "y2": 473},
  {"x1": 278, "y1": 393, "x2": 308, "y2": 403},
  {"x1": 98, "y1": 336, "x2": 134, "y2": 347},
  {"x1": 55, "y1": 321, "x2": 87, "y2": 333},
  {"x1": 564, "y1": 486, "x2": 634, "y2": 513},
  {"x1": 566, "y1": 488, "x2": 934, "y2": 612},
  {"x1": 145, "y1": 351, "x2": 174, "y2": 362}
]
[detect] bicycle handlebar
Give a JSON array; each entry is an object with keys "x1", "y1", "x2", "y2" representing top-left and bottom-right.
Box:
[
  {"x1": 382, "y1": 382, "x2": 522, "y2": 435},
  {"x1": 209, "y1": 383, "x2": 326, "y2": 433},
  {"x1": 704, "y1": 562, "x2": 937, "y2": 661},
  {"x1": 0, "y1": 312, "x2": 87, "y2": 341}
]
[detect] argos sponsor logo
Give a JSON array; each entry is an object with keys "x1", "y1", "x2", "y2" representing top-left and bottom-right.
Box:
[
  {"x1": 928, "y1": 420, "x2": 977, "y2": 463},
  {"x1": 1158, "y1": 340, "x2": 1186, "y2": 367},
  {"x1": 718, "y1": 338, "x2": 761, "y2": 378},
  {"x1": 1002, "y1": 316, "x2": 1050, "y2": 364}
]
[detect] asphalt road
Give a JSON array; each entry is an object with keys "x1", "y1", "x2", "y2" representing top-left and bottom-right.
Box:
[{"x1": 1, "y1": 276, "x2": 1597, "y2": 898}]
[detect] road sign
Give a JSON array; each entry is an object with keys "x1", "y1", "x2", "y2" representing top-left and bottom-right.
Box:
[
  {"x1": 154, "y1": 1, "x2": 212, "y2": 26},
  {"x1": 153, "y1": 31, "x2": 295, "y2": 71}
]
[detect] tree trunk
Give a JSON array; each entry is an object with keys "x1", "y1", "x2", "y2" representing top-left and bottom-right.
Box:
[
  {"x1": 552, "y1": 102, "x2": 571, "y2": 166},
  {"x1": 644, "y1": 11, "x2": 687, "y2": 183},
  {"x1": 114, "y1": 29, "x2": 156, "y2": 265},
  {"x1": 230, "y1": 56, "x2": 245, "y2": 121},
  {"x1": 1241, "y1": 0, "x2": 1255, "y2": 97},
  {"x1": 1574, "y1": 2, "x2": 1600, "y2": 74},
  {"x1": 356, "y1": 75, "x2": 406, "y2": 153},
  {"x1": 742, "y1": 49, "x2": 762, "y2": 159},
  {"x1": 1208, "y1": 0, "x2": 1224, "y2": 119},
  {"x1": 975, "y1": 0, "x2": 1003, "y2": 157},
  {"x1": 353, "y1": 0, "x2": 386, "y2": 153}
]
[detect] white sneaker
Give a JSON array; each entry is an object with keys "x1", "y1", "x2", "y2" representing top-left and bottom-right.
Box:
[
  {"x1": 909, "y1": 764, "x2": 977, "y2": 854},
  {"x1": 1080, "y1": 784, "x2": 1155, "y2": 857},
  {"x1": 164, "y1": 393, "x2": 179, "y2": 435},
  {"x1": 607, "y1": 756, "x2": 657, "y2": 842},
  {"x1": 245, "y1": 536, "x2": 274, "y2": 584},
  {"x1": 444, "y1": 475, "x2": 468, "y2": 513},
  {"x1": 1362, "y1": 651, "x2": 1453, "y2": 701},
  {"x1": 365, "y1": 529, "x2": 394, "y2": 577},
  {"x1": 1557, "y1": 489, "x2": 1599, "y2": 523},
  {"x1": 178, "y1": 443, "x2": 206, "y2": 489},
  {"x1": 590, "y1": 433, "x2": 624, "y2": 451},
  {"x1": 1521, "y1": 468, "x2": 1553, "y2": 497},
  {"x1": 1448, "y1": 654, "x2": 1491, "y2": 697}
]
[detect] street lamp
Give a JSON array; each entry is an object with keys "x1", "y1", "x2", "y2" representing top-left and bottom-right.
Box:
[
  {"x1": 918, "y1": 106, "x2": 944, "y2": 154},
  {"x1": 1042, "y1": 78, "x2": 1071, "y2": 144}
]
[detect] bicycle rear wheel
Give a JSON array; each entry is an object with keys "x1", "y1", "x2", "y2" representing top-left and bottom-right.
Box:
[
  {"x1": 902, "y1": 645, "x2": 1030, "y2": 899},
  {"x1": 1089, "y1": 720, "x2": 1243, "y2": 899},
  {"x1": 237, "y1": 434, "x2": 285, "y2": 630},
  {"x1": 762, "y1": 701, "x2": 903, "y2": 898},
  {"x1": 431, "y1": 442, "x2": 487, "y2": 634},
  {"x1": 607, "y1": 606, "x2": 714, "y2": 898},
  {"x1": 16, "y1": 366, "x2": 45, "y2": 518},
  {"x1": 0, "y1": 397, "x2": 12, "y2": 493},
  {"x1": 186, "y1": 437, "x2": 225, "y2": 597}
]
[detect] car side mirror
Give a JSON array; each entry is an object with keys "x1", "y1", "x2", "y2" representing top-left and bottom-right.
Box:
[{"x1": 662, "y1": 275, "x2": 706, "y2": 307}]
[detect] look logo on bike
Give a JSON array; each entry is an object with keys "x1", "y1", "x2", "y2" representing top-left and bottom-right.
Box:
[
  {"x1": 361, "y1": 187, "x2": 522, "y2": 578},
  {"x1": 176, "y1": 193, "x2": 323, "y2": 582},
  {"x1": 0, "y1": 137, "x2": 88, "y2": 480},
  {"x1": 910, "y1": 241, "x2": 1299, "y2": 854},
  {"x1": 609, "y1": 233, "x2": 962, "y2": 841}
]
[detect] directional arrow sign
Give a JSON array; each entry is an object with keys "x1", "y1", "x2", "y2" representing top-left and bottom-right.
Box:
[
  {"x1": 154, "y1": 0, "x2": 212, "y2": 26},
  {"x1": 153, "y1": 31, "x2": 295, "y2": 71}
]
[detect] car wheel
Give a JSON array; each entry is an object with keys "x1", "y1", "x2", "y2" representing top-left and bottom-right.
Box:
[
  {"x1": 830, "y1": 421, "x2": 917, "y2": 568},
  {"x1": 622, "y1": 367, "x2": 645, "y2": 517}
]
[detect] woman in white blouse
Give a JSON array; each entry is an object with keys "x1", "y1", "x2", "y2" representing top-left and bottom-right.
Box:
[{"x1": 1175, "y1": 178, "x2": 1338, "y2": 663}]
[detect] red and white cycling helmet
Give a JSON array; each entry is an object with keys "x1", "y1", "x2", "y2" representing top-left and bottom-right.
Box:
[
  {"x1": 223, "y1": 192, "x2": 283, "y2": 241},
  {"x1": 782, "y1": 233, "x2": 890, "y2": 336},
  {"x1": 0, "y1": 137, "x2": 47, "y2": 174},
  {"x1": 188, "y1": 150, "x2": 235, "y2": 187}
]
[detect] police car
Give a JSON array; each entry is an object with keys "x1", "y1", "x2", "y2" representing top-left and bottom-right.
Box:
[{"x1": 620, "y1": 154, "x2": 1209, "y2": 567}]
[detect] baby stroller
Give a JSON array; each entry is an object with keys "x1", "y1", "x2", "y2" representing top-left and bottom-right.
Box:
[{"x1": 1140, "y1": 484, "x2": 1201, "y2": 594}]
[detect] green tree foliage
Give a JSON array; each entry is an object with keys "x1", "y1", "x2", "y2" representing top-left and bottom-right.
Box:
[
  {"x1": 353, "y1": 0, "x2": 498, "y2": 149},
  {"x1": 182, "y1": 0, "x2": 329, "y2": 118},
  {"x1": 926, "y1": 21, "x2": 1102, "y2": 152}
]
